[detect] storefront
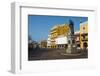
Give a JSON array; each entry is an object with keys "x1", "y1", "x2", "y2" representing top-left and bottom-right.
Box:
[{"x1": 55, "y1": 36, "x2": 68, "y2": 49}]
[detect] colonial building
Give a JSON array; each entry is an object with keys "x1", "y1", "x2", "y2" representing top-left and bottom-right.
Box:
[
  {"x1": 47, "y1": 35, "x2": 51, "y2": 48},
  {"x1": 74, "y1": 31, "x2": 80, "y2": 47},
  {"x1": 80, "y1": 21, "x2": 88, "y2": 49},
  {"x1": 50, "y1": 25, "x2": 58, "y2": 48},
  {"x1": 40, "y1": 40, "x2": 47, "y2": 48},
  {"x1": 48, "y1": 21, "x2": 88, "y2": 49},
  {"x1": 50, "y1": 24, "x2": 70, "y2": 49},
  {"x1": 55, "y1": 36, "x2": 68, "y2": 49}
]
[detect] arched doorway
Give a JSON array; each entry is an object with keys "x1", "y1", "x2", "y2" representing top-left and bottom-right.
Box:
[{"x1": 83, "y1": 42, "x2": 88, "y2": 48}]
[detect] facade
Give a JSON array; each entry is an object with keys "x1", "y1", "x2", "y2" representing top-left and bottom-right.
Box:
[
  {"x1": 47, "y1": 35, "x2": 51, "y2": 48},
  {"x1": 40, "y1": 40, "x2": 47, "y2": 48},
  {"x1": 74, "y1": 31, "x2": 80, "y2": 47},
  {"x1": 74, "y1": 21, "x2": 88, "y2": 49},
  {"x1": 50, "y1": 24, "x2": 70, "y2": 48},
  {"x1": 55, "y1": 36, "x2": 68, "y2": 49},
  {"x1": 80, "y1": 21, "x2": 88, "y2": 49},
  {"x1": 50, "y1": 26, "x2": 58, "y2": 48},
  {"x1": 47, "y1": 21, "x2": 88, "y2": 49}
]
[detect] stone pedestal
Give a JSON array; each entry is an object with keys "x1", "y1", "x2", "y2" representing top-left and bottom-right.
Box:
[
  {"x1": 66, "y1": 35, "x2": 77, "y2": 54},
  {"x1": 66, "y1": 44, "x2": 77, "y2": 54}
]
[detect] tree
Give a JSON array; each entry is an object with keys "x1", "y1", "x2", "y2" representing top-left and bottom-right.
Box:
[
  {"x1": 28, "y1": 35, "x2": 33, "y2": 44},
  {"x1": 28, "y1": 35, "x2": 32, "y2": 41}
]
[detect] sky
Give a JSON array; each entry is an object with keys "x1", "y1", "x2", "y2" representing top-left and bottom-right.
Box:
[{"x1": 28, "y1": 15, "x2": 88, "y2": 42}]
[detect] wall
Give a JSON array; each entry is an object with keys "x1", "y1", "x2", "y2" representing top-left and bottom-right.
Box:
[
  {"x1": 0, "y1": 0, "x2": 100, "y2": 76},
  {"x1": 56, "y1": 36, "x2": 68, "y2": 44}
]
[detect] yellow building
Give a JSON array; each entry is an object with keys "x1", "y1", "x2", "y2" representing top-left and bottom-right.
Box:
[
  {"x1": 80, "y1": 21, "x2": 88, "y2": 49},
  {"x1": 50, "y1": 26, "x2": 58, "y2": 48},
  {"x1": 50, "y1": 24, "x2": 70, "y2": 48}
]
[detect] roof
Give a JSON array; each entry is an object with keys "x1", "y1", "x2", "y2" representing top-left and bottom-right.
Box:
[
  {"x1": 80, "y1": 21, "x2": 88, "y2": 26},
  {"x1": 51, "y1": 25, "x2": 59, "y2": 30},
  {"x1": 50, "y1": 24, "x2": 68, "y2": 30},
  {"x1": 75, "y1": 30, "x2": 80, "y2": 34},
  {"x1": 74, "y1": 30, "x2": 80, "y2": 35}
]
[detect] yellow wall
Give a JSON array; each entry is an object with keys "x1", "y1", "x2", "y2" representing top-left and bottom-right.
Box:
[
  {"x1": 80, "y1": 21, "x2": 88, "y2": 48},
  {"x1": 50, "y1": 24, "x2": 70, "y2": 48},
  {"x1": 80, "y1": 22, "x2": 88, "y2": 34}
]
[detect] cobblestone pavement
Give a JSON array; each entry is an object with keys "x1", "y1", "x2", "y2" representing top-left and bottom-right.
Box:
[{"x1": 28, "y1": 48, "x2": 88, "y2": 61}]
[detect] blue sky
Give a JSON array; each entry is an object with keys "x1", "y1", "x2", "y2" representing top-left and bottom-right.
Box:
[{"x1": 28, "y1": 15, "x2": 88, "y2": 42}]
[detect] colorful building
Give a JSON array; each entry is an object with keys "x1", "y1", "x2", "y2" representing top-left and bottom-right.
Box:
[
  {"x1": 80, "y1": 21, "x2": 88, "y2": 49},
  {"x1": 50, "y1": 25, "x2": 58, "y2": 48},
  {"x1": 55, "y1": 36, "x2": 68, "y2": 49},
  {"x1": 50, "y1": 24, "x2": 70, "y2": 48},
  {"x1": 40, "y1": 40, "x2": 47, "y2": 48},
  {"x1": 48, "y1": 21, "x2": 88, "y2": 49},
  {"x1": 74, "y1": 31, "x2": 80, "y2": 47}
]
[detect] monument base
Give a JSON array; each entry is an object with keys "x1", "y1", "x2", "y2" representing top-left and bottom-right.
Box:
[{"x1": 66, "y1": 44, "x2": 77, "y2": 54}]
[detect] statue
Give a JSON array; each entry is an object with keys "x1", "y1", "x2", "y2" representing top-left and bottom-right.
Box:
[{"x1": 66, "y1": 20, "x2": 76, "y2": 54}]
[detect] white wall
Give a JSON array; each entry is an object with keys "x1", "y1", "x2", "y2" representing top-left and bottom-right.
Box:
[
  {"x1": 56, "y1": 37, "x2": 68, "y2": 44},
  {"x1": 0, "y1": 0, "x2": 100, "y2": 76}
]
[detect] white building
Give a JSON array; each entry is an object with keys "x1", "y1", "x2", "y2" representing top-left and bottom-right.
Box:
[
  {"x1": 47, "y1": 35, "x2": 51, "y2": 48},
  {"x1": 55, "y1": 36, "x2": 68, "y2": 49}
]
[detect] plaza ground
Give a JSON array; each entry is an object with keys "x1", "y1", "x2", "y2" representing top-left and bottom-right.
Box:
[{"x1": 28, "y1": 48, "x2": 88, "y2": 60}]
